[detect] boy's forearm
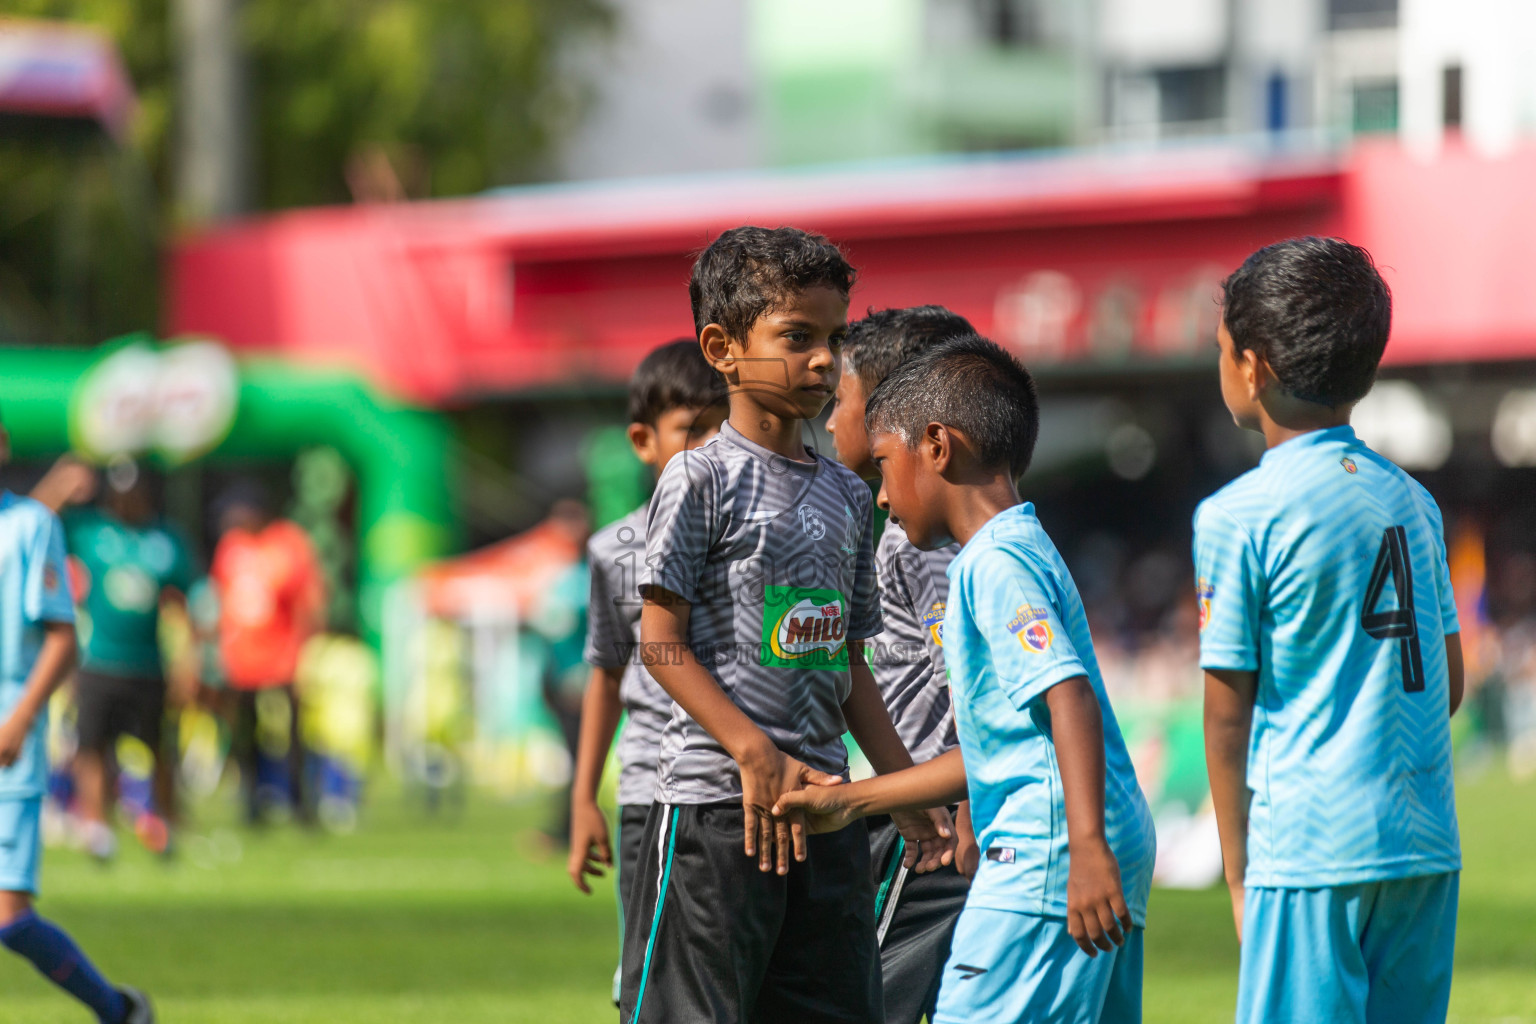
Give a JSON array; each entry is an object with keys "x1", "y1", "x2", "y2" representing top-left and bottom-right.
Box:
[
  {"x1": 843, "y1": 646, "x2": 915, "y2": 775},
  {"x1": 1044, "y1": 677, "x2": 1109, "y2": 847},
  {"x1": 640, "y1": 601, "x2": 774, "y2": 765},
  {"x1": 10, "y1": 625, "x2": 76, "y2": 724},
  {"x1": 839, "y1": 749, "x2": 969, "y2": 817},
  {"x1": 1204, "y1": 670, "x2": 1256, "y2": 889},
  {"x1": 571, "y1": 666, "x2": 625, "y2": 808}
]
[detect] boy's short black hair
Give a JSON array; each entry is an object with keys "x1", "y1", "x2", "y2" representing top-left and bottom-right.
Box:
[
  {"x1": 1222, "y1": 236, "x2": 1392, "y2": 407},
  {"x1": 689, "y1": 226, "x2": 856, "y2": 341},
  {"x1": 628, "y1": 338, "x2": 728, "y2": 425},
  {"x1": 843, "y1": 305, "x2": 976, "y2": 397},
  {"x1": 865, "y1": 334, "x2": 1039, "y2": 479}
]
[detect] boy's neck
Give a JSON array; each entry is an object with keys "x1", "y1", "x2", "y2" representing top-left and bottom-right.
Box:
[
  {"x1": 944, "y1": 474, "x2": 1023, "y2": 548},
  {"x1": 728, "y1": 402, "x2": 814, "y2": 462},
  {"x1": 1254, "y1": 393, "x2": 1353, "y2": 451}
]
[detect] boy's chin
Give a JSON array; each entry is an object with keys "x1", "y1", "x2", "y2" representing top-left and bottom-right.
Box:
[{"x1": 892, "y1": 516, "x2": 937, "y2": 550}]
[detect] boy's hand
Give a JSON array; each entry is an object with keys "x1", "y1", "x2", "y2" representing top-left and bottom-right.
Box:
[
  {"x1": 892, "y1": 806, "x2": 956, "y2": 873},
  {"x1": 0, "y1": 711, "x2": 30, "y2": 768},
  {"x1": 567, "y1": 801, "x2": 612, "y2": 894},
  {"x1": 740, "y1": 745, "x2": 842, "y2": 874},
  {"x1": 1066, "y1": 838, "x2": 1132, "y2": 957},
  {"x1": 771, "y1": 779, "x2": 858, "y2": 834}
]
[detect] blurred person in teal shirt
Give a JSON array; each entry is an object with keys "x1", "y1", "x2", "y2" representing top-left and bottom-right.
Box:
[{"x1": 66, "y1": 461, "x2": 197, "y2": 860}]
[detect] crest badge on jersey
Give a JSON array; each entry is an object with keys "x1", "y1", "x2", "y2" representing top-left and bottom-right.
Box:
[
  {"x1": 920, "y1": 602, "x2": 946, "y2": 647},
  {"x1": 1007, "y1": 604, "x2": 1053, "y2": 654},
  {"x1": 1341, "y1": 456, "x2": 1357, "y2": 474},
  {"x1": 1196, "y1": 578, "x2": 1215, "y2": 632},
  {"x1": 797, "y1": 503, "x2": 827, "y2": 541}
]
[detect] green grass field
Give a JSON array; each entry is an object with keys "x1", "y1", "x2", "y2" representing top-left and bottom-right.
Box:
[{"x1": 3, "y1": 770, "x2": 1533, "y2": 1024}]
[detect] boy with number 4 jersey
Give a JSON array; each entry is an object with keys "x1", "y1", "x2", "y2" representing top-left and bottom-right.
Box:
[{"x1": 1198, "y1": 238, "x2": 1462, "y2": 1024}]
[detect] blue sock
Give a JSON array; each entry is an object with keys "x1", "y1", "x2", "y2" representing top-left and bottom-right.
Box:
[{"x1": 0, "y1": 911, "x2": 126, "y2": 1024}]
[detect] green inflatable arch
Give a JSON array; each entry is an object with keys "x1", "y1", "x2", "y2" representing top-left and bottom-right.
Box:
[{"x1": 0, "y1": 343, "x2": 456, "y2": 639}]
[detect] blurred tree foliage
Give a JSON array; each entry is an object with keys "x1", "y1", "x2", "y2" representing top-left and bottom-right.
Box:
[{"x1": 0, "y1": 0, "x2": 609, "y2": 346}]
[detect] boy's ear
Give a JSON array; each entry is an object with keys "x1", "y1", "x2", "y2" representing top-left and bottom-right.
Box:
[
  {"x1": 628, "y1": 422, "x2": 660, "y2": 468},
  {"x1": 699, "y1": 325, "x2": 737, "y2": 379},
  {"x1": 1244, "y1": 348, "x2": 1277, "y2": 401},
  {"x1": 923, "y1": 422, "x2": 952, "y2": 474}
]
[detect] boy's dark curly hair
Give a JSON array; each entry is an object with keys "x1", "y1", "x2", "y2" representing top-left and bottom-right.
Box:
[
  {"x1": 689, "y1": 226, "x2": 856, "y2": 342},
  {"x1": 1222, "y1": 237, "x2": 1392, "y2": 407}
]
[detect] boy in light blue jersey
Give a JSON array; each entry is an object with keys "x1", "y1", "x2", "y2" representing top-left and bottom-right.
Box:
[
  {"x1": 777, "y1": 335, "x2": 1156, "y2": 1024},
  {"x1": 1198, "y1": 237, "x2": 1463, "y2": 1024},
  {"x1": 0, "y1": 418, "x2": 154, "y2": 1023}
]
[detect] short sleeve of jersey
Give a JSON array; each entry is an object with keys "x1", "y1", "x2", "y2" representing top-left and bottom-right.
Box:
[
  {"x1": 640, "y1": 451, "x2": 717, "y2": 604},
  {"x1": 26, "y1": 509, "x2": 75, "y2": 625},
  {"x1": 966, "y1": 550, "x2": 1086, "y2": 711},
  {"x1": 1193, "y1": 499, "x2": 1262, "y2": 672},
  {"x1": 1418, "y1": 490, "x2": 1460, "y2": 636},
  {"x1": 585, "y1": 534, "x2": 634, "y2": 669},
  {"x1": 848, "y1": 485, "x2": 882, "y2": 641}
]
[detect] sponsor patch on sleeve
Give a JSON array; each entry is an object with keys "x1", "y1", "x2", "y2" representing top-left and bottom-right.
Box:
[
  {"x1": 1196, "y1": 578, "x2": 1214, "y2": 632},
  {"x1": 1006, "y1": 604, "x2": 1053, "y2": 654}
]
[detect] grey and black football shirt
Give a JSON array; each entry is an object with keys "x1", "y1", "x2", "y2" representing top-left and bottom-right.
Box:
[
  {"x1": 585, "y1": 507, "x2": 672, "y2": 807},
  {"x1": 640, "y1": 420, "x2": 882, "y2": 804},
  {"x1": 870, "y1": 524, "x2": 958, "y2": 764}
]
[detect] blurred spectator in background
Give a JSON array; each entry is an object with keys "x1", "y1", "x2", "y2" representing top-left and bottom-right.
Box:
[
  {"x1": 64, "y1": 459, "x2": 197, "y2": 860},
  {"x1": 211, "y1": 481, "x2": 325, "y2": 826}
]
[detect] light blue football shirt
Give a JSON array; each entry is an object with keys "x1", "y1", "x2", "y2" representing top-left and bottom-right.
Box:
[
  {"x1": 0, "y1": 491, "x2": 76, "y2": 799},
  {"x1": 1194, "y1": 425, "x2": 1461, "y2": 889},
  {"x1": 945, "y1": 503, "x2": 1156, "y2": 925}
]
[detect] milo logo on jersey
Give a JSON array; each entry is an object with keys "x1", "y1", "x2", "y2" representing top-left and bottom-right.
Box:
[
  {"x1": 1196, "y1": 578, "x2": 1215, "y2": 631},
  {"x1": 1007, "y1": 603, "x2": 1053, "y2": 654},
  {"x1": 762, "y1": 585, "x2": 849, "y2": 668},
  {"x1": 920, "y1": 602, "x2": 946, "y2": 647}
]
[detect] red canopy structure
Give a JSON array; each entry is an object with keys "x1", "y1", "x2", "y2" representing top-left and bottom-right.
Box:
[
  {"x1": 417, "y1": 515, "x2": 585, "y2": 622},
  {"x1": 0, "y1": 19, "x2": 134, "y2": 139},
  {"x1": 169, "y1": 139, "x2": 1536, "y2": 406}
]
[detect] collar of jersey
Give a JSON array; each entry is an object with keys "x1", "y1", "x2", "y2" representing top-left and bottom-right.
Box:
[
  {"x1": 719, "y1": 420, "x2": 821, "y2": 471},
  {"x1": 955, "y1": 501, "x2": 1038, "y2": 563},
  {"x1": 1258, "y1": 424, "x2": 1359, "y2": 468}
]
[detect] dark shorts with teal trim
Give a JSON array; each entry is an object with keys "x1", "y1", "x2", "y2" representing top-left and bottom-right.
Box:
[
  {"x1": 617, "y1": 803, "x2": 652, "y2": 913},
  {"x1": 620, "y1": 802, "x2": 881, "y2": 1024},
  {"x1": 867, "y1": 814, "x2": 971, "y2": 1024}
]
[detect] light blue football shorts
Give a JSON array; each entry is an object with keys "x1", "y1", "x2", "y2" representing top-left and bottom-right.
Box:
[
  {"x1": 0, "y1": 797, "x2": 43, "y2": 895},
  {"x1": 1238, "y1": 872, "x2": 1459, "y2": 1024},
  {"x1": 933, "y1": 906, "x2": 1143, "y2": 1024}
]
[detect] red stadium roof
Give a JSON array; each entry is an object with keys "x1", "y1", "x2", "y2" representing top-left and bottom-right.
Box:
[{"x1": 168, "y1": 139, "x2": 1536, "y2": 405}]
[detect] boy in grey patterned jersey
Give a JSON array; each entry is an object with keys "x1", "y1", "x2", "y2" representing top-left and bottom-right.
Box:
[
  {"x1": 567, "y1": 340, "x2": 728, "y2": 1002},
  {"x1": 621, "y1": 227, "x2": 955, "y2": 1024},
  {"x1": 827, "y1": 306, "x2": 979, "y2": 1024}
]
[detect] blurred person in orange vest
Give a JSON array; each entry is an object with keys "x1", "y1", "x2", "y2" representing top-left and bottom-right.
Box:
[{"x1": 210, "y1": 481, "x2": 325, "y2": 826}]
